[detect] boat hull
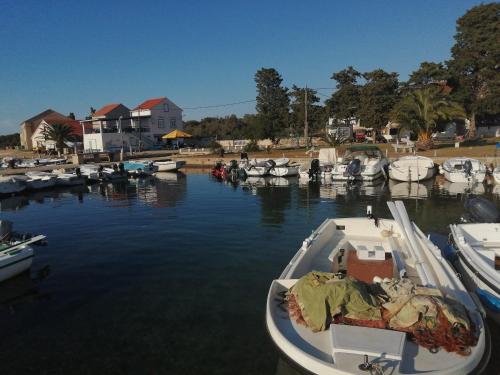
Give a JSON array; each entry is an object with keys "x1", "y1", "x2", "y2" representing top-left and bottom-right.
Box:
[
  {"x1": 154, "y1": 160, "x2": 186, "y2": 172},
  {"x1": 269, "y1": 166, "x2": 299, "y2": 177},
  {"x1": 443, "y1": 170, "x2": 486, "y2": 183},
  {"x1": 389, "y1": 166, "x2": 436, "y2": 182},
  {"x1": 0, "y1": 246, "x2": 34, "y2": 283}
]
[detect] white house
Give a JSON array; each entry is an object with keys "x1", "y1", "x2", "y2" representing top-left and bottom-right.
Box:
[
  {"x1": 31, "y1": 118, "x2": 83, "y2": 150},
  {"x1": 82, "y1": 97, "x2": 183, "y2": 152},
  {"x1": 130, "y1": 97, "x2": 183, "y2": 143}
]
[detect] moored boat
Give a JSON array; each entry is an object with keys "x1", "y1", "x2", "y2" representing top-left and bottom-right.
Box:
[
  {"x1": 440, "y1": 158, "x2": 486, "y2": 183},
  {"x1": 266, "y1": 201, "x2": 489, "y2": 375},
  {"x1": 269, "y1": 165, "x2": 299, "y2": 177},
  {"x1": 24, "y1": 171, "x2": 58, "y2": 190},
  {"x1": 0, "y1": 175, "x2": 27, "y2": 195},
  {"x1": 389, "y1": 155, "x2": 436, "y2": 182},
  {"x1": 331, "y1": 145, "x2": 389, "y2": 182},
  {"x1": 153, "y1": 159, "x2": 186, "y2": 172},
  {"x1": 122, "y1": 161, "x2": 157, "y2": 177},
  {"x1": 0, "y1": 220, "x2": 46, "y2": 283}
]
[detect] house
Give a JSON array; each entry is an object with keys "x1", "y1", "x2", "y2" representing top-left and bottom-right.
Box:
[
  {"x1": 91, "y1": 103, "x2": 131, "y2": 130},
  {"x1": 130, "y1": 97, "x2": 183, "y2": 144},
  {"x1": 19, "y1": 109, "x2": 70, "y2": 149},
  {"x1": 31, "y1": 118, "x2": 84, "y2": 150}
]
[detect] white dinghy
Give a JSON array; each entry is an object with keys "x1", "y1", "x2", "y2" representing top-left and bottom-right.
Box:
[
  {"x1": 389, "y1": 156, "x2": 436, "y2": 182},
  {"x1": 269, "y1": 164, "x2": 299, "y2": 177},
  {"x1": 266, "y1": 201, "x2": 489, "y2": 375},
  {"x1": 153, "y1": 159, "x2": 186, "y2": 172},
  {"x1": 0, "y1": 221, "x2": 46, "y2": 283},
  {"x1": 331, "y1": 146, "x2": 389, "y2": 182},
  {"x1": 24, "y1": 171, "x2": 58, "y2": 190},
  {"x1": 449, "y1": 223, "x2": 500, "y2": 323},
  {"x1": 440, "y1": 158, "x2": 486, "y2": 183}
]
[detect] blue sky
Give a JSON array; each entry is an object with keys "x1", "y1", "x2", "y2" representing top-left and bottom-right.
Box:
[{"x1": 0, "y1": 0, "x2": 484, "y2": 134}]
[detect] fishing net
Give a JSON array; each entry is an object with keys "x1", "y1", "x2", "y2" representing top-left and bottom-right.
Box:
[{"x1": 287, "y1": 272, "x2": 478, "y2": 355}]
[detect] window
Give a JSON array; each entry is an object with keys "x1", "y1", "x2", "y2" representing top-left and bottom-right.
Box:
[
  {"x1": 158, "y1": 117, "x2": 164, "y2": 128},
  {"x1": 164, "y1": 103, "x2": 169, "y2": 112},
  {"x1": 170, "y1": 118, "x2": 176, "y2": 128}
]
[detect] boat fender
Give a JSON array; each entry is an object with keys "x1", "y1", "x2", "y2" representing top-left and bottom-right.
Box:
[{"x1": 75, "y1": 168, "x2": 81, "y2": 177}]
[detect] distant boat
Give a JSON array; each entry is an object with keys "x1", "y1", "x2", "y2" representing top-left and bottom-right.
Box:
[
  {"x1": 52, "y1": 169, "x2": 86, "y2": 186},
  {"x1": 25, "y1": 171, "x2": 58, "y2": 190},
  {"x1": 123, "y1": 161, "x2": 158, "y2": 177},
  {"x1": 0, "y1": 220, "x2": 46, "y2": 283},
  {"x1": 153, "y1": 159, "x2": 186, "y2": 172},
  {"x1": 389, "y1": 156, "x2": 436, "y2": 182},
  {"x1": 266, "y1": 201, "x2": 489, "y2": 375},
  {"x1": 269, "y1": 165, "x2": 299, "y2": 177},
  {"x1": 440, "y1": 158, "x2": 486, "y2": 183}
]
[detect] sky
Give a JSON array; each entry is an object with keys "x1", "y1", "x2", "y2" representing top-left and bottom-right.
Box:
[{"x1": 0, "y1": 0, "x2": 486, "y2": 134}]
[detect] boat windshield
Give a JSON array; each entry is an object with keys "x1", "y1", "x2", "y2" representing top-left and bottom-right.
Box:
[{"x1": 343, "y1": 147, "x2": 383, "y2": 161}]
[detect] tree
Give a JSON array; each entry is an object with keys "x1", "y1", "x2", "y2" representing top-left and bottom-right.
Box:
[
  {"x1": 391, "y1": 87, "x2": 465, "y2": 148},
  {"x1": 326, "y1": 66, "x2": 361, "y2": 123},
  {"x1": 254, "y1": 68, "x2": 290, "y2": 142},
  {"x1": 68, "y1": 112, "x2": 76, "y2": 120},
  {"x1": 448, "y1": 3, "x2": 500, "y2": 137},
  {"x1": 359, "y1": 69, "x2": 399, "y2": 129},
  {"x1": 408, "y1": 62, "x2": 451, "y2": 86},
  {"x1": 43, "y1": 123, "x2": 75, "y2": 154}
]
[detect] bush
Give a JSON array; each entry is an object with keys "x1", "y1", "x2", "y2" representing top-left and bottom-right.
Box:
[
  {"x1": 207, "y1": 140, "x2": 222, "y2": 153},
  {"x1": 243, "y1": 140, "x2": 260, "y2": 152}
]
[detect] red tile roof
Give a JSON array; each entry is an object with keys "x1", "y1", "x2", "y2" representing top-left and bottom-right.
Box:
[
  {"x1": 93, "y1": 103, "x2": 121, "y2": 117},
  {"x1": 133, "y1": 97, "x2": 166, "y2": 110},
  {"x1": 44, "y1": 118, "x2": 88, "y2": 136}
]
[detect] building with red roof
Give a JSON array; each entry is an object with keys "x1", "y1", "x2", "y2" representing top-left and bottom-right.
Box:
[{"x1": 31, "y1": 117, "x2": 90, "y2": 150}]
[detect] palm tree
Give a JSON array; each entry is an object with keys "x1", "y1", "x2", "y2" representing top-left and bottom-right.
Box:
[
  {"x1": 391, "y1": 87, "x2": 465, "y2": 149},
  {"x1": 43, "y1": 123, "x2": 75, "y2": 155}
]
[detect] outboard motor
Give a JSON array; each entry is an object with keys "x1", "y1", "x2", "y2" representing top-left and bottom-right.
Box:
[
  {"x1": 346, "y1": 159, "x2": 361, "y2": 181},
  {"x1": 227, "y1": 160, "x2": 239, "y2": 181},
  {"x1": 112, "y1": 163, "x2": 118, "y2": 171},
  {"x1": 463, "y1": 196, "x2": 500, "y2": 223},
  {"x1": 240, "y1": 152, "x2": 248, "y2": 161},
  {"x1": 308, "y1": 159, "x2": 321, "y2": 180},
  {"x1": 463, "y1": 159, "x2": 473, "y2": 177},
  {"x1": 118, "y1": 163, "x2": 125, "y2": 174},
  {"x1": 75, "y1": 167, "x2": 81, "y2": 177}
]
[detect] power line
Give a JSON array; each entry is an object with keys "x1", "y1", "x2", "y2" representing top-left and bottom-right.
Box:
[{"x1": 182, "y1": 99, "x2": 256, "y2": 110}]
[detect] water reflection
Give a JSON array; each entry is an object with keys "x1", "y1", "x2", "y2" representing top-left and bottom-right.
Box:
[
  {"x1": 389, "y1": 179, "x2": 433, "y2": 200},
  {"x1": 0, "y1": 186, "x2": 88, "y2": 212},
  {"x1": 88, "y1": 172, "x2": 187, "y2": 208}
]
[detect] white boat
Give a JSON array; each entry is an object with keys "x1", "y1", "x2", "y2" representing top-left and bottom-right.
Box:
[
  {"x1": 266, "y1": 201, "x2": 489, "y2": 375},
  {"x1": 79, "y1": 164, "x2": 128, "y2": 182},
  {"x1": 269, "y1": 165, "x2": 299, "y2": 177},
  {"x1": 153, "y1": 159, "x2": 186, "y2": 172},
  {"x1": 492, "y1": 166, "x2": 500, "y2": 184},
  {"x1": 243, "y1": 160, "x2": 271, "y2": 177},
  {"x1": 0, "y1": 175, "x2": 27, "y2": 195},
  {"x1": 389, "y1": 156, "x2": 436, "y2": 182},
  {"x1": 0, "y1": 221, "x2": 46, "y2": 283},
  {"x1": 440, "y1": 158, "x2": 486, "y2": 183},
  {"x1": 123, "y1": 161, "x2": 158, "y2": 177},
  {"x1": 24, "y1": 172, "x2": 57, "y2": 190},
  {"x1": 52, "y1": 170, "x2": 86, "y2": 186},
  {"x1": 331, "y1": 146, "x2": 389, "y2": 181},
  {"x1": 449, "y1": 223, "x2": 500, "y2": 323}
]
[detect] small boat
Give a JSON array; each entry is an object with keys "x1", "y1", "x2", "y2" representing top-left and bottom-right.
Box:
[
  {"x1": 243, "y1": 159, "x2": 272, "y2": 177},
  {"x1": 266, "y1": 201, "x2": 489, "y2": 375},
  {"x1": 447, "y1": 197, "x2": 500, "y2": 323},
  {"x1": 211, "y1": 161, "x2": 227, "y2": 179},
  {"x1": 389, "y1": 156, "x2": 436, "y2": 182},
  {"x1": 440, "y1": 158, "x2": 486, "y2": 183},
  {"x1": 331, "y1": 145, "x2": 389, "y2": 182},
  {"x1": 79, "y1": 164, "x2": 101, "y2": 182},
  {"x1": 52, "y1": 169, "x2": 86, "y2": 186},
  {"x1": 492, "y1": 166, "x2": 500, "y2": 184},
  {"x1": 153, "y1": 159, "x2": 186, "y2": 172},
  {"x1": 123, "y1": 161, "x2": 158, "y2": 177},
  {"x1": 24, "y1": 172, "x2": 58, "y2": 190},
  {"x1": 0, "y1": 220, "x2": 46, "y2": 283},
  {"x1": 269, "y1": 165, "x2": 299, "y2": 177},
  {"x1": 0, "y1": 175, "x2": 27, "y2": 195}
]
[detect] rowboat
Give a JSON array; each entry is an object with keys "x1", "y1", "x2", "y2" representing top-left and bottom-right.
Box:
[{"x1": 266, "y1": 201, "x2": 489, "y2": 375}]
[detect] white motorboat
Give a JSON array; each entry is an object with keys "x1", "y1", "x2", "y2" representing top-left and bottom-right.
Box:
[
  {"x1": 449, "y1": 223, "x2": 500, "y2": 323},
  {"x1": 153, "y1": 159, "x2": 186, "y2": 172},
  {"x1": 0, "y1": 175, "x2": 27, "y2": 195},
  {"x1": 123, "y1": 161, "x2": 158, "y2": 177},
  {"x1": 331, "y1": 146, "x2": 389, "y2": 181},
  {"x1": 80, "y1": 164, "x2": 128, "y2": 182},
  {"x1": 269, "y1": 165, "x2": 299, "y2": 177},
  {"x1": 243, "y1": 159, "x2": 271, "y2": 177},
  {"x1": 492, "y1": 166, "x2": 500, "y2": 184},
  {"x1": 266, "y1": 201, "x2": 489, "y2": 375},
  {"x1": 79, "y1": 164, "x2": 101, "y2": 182},
  {"x1": 389, "y1": 156, "x2": 436, "y2": 182},
  {"x1": 0, "y1": 221, "x2": 46, "y2": 283},
  {"x1": 24, "y1": 172, "x2": 57, "y2": 190},
  {"x1": 440, "y1": 158, "x2": 486, "y2": 183},
  {"x1": 52, "y1": 170, "x2": 86, "y2": 186}
]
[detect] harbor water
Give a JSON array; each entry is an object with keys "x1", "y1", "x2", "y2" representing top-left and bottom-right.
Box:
[{"x1": 0, "y1": 172, "x2": 498, "y2": 374}]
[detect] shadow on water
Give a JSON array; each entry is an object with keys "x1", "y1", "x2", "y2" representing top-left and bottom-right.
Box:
[{"x1": 0, "y1": 173, "x2": 498, "y2": 374}]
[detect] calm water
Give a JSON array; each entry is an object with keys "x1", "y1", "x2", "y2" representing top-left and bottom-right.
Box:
[{"x1": 0, "y1": 173, "x2": 498, "y2": 375}]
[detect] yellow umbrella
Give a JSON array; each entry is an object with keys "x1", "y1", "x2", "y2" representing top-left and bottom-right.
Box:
[{"x1": 162, "y1": 130, "x2": 193, "y2": 139}]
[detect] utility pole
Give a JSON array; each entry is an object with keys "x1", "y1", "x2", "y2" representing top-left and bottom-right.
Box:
[{"x1": 304, "y1": 85, "x2": 309, "y2": 149}]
